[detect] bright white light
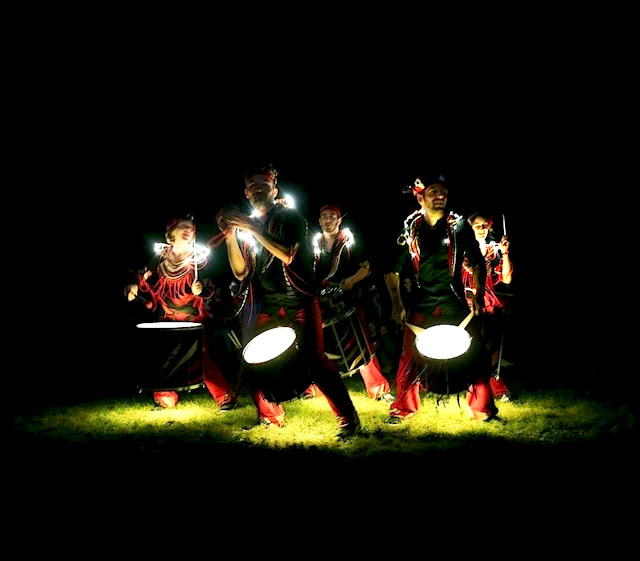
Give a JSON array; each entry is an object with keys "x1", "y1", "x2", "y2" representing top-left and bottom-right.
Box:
[
  {"x1": 137, "y1": 322, "x2": 202, "y2": 329},
  {"x1": 243, "y1": 326, "x2": 297, "y2": 364},
  {"x1": 415, "y1": 325, "x2": 471, "y2": 360},
  {"x1": 154, "y1": 242, "x2": 169, "y2": 254},
  {"x1": 237, "y1": 229, "x2": 257, "y2": 249},
  {"x1": 194, "y1": 243, "x2": 210, "y2": 260},
  {"x1": 312, "y1": 232, "x2": 322, "y2": 256},
  {"x1": 284, "y1": 194, "x2": 295, "y2": 208},
  {"x1": 342, "y1": 227, "x2": 355, "y2": 247}
]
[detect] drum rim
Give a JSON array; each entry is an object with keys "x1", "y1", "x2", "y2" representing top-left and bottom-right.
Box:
[
  {"x1": 136, "y1": 321, "x2": 203, "y2": 330},
  {"x1": 242, "y1": 326, "x2": 297, "y2": 365},
  {"x1": 415, "y1": 324, "x2": 472, "y2": 360}
]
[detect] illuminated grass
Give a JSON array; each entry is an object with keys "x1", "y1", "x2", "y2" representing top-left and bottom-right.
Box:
[{"x1": 13, "y1": 379, "x2": 634, "y2": 458}]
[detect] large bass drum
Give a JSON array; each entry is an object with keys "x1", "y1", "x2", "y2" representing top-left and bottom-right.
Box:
[{"x1": 135, "y1": 322, "x2": 204, "y2": 392}]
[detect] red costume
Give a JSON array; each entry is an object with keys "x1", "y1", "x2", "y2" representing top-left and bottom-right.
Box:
[
  {"x1": 462, "y1": 240, "x2": 512, "y2": 400},
  {"x1": 138, "y1": 240, "x2": 235, "y2": 409},
  {"x1": 389, "y1": 204, "x2": 497, "y2": 421}
]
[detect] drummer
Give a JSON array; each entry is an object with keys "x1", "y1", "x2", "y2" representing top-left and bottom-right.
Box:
[
  {"x1": 383, "y1": 173, "x2": 499, "y2": 422},
  {"x1": 125, "y1": 216, "x2": 237, "y2": 411},
  {"x1": 313, "y1": 204, "x2": 392, "y2": 401},
  {"x1": 463, "y1": 211, "x2": 513, "y2": 401},
  {"x1": 218, "y1": 163, "x2": 360, "y2": 439}
]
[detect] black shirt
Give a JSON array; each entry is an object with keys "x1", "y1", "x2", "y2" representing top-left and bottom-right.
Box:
[{"x1": 251, "y1": 205, "x2": 315, "y2": 310}]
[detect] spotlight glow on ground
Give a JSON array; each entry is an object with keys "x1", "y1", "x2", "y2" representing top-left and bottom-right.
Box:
[
  {"x1": 415, "y1": 325, "x2": 472, "y2": 360},
  {"x1": 243, "y1": 327, "x2": 297, "y2": 364}
]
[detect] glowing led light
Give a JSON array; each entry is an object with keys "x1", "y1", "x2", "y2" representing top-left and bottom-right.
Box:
[
  {"x1": 194, "y1": 243, "x2": 210, "y2": 259},
  {"x1": 237, "y1": 229, "x2": 257, "y2": 249},
  {"x1": 136, "y1": 322, "x2": 202, "y2": 329},
  {"x1": 284, "y1": 194, "x2": 295, "y2": 208},
  {"x1": 342, "y1": 227, "x2": 355, "y2": 247},
  {"x1": 312, "y1": 232, "x2": 322, "y2": 256},
  {"x1": 154, "y1": 242, "x2": 169, "y2": 254},
  {"x1": 243, "y1": 327, "x2": 297, "y2": 364},
  {"x1": 415, "y1": 325, "x2": 472, "y2": 360}
]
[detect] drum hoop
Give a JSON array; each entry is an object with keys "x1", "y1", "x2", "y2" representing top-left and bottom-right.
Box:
[
  {"x1": 242, "y1": 326, "x2": 297, "y2": 364},
  {"x1": 136, "y1": 322, "x2": 203, "y2": 331}
]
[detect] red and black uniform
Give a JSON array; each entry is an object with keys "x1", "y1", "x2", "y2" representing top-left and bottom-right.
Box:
[
  {"x1": 313, "y1": 228, "x2": 391, "y2": 399},
  {"x1": 462, "y1": 241, "x2": 511, "y2": 399},
  {"x1": 138, "y1": 245, "x2": 235, "y2": 409},
  {"x1": 390, "y1": 210, "x2": 497, "y2": 420},
  {"x1": 237, "y1": 204, "x2": 358, "y2": 427}
]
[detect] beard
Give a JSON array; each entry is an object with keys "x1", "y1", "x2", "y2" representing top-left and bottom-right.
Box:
[{"x1": 250, "y1": 191, "x2": 273, "y2": 211}]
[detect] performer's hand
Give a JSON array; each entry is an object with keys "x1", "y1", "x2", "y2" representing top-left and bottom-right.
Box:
[
  {"x1": 499, "y1": 235, "x2": 510, "y2": 255},
  {"x1": 472, "y1": 295, "x2": 484, "y2": 316},
  {"x1": 225, "y1": 213, "x2": 256, "y2": 233},
  {"x1": 340, "y1": 278, "x2": 355, "y2": 291},
  {"x1": 125, "y1": 284, "x2": 138, "y2": 301},
  {"x1": 192, "y1": 280, "x2": 203, "y2": 296}
]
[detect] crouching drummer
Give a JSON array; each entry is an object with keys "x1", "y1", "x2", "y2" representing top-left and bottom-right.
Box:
[{"x1": 125, "y1": 215, "x2": 237, "y2": 410}]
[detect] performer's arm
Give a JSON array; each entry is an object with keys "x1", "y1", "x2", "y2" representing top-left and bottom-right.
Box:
[
  {"x1": 341, "y1": 264, "x2": 370, "y2": 291},
  {"x1": 464, "y1": 224, "x2": 486, "y2": 314},
  {"x1": 248, "y1": 226, "x2": 299, "y2": 265},
  {"x1": 225, "y1": 232, "x2": 249, "y2": 281},
  {"x1": 384, "y1": 272, "x2": 407, "y2": 324},
  {"x1": 225, "y1": 213, "x2": 299, "y2": 265},
  {"x1": 500, "y1": 236, "x2": 512, "y2": 284}
]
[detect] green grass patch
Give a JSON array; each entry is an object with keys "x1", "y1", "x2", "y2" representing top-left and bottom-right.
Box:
[{"x1": 13, "y1": 377, "x2": 634, "y2": 459}]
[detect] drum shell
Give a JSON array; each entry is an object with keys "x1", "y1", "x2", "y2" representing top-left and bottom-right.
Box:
[
  {"x1": 135, "y1": 322, "x2": 204, "y2": 392},
  {"x1": 420, "y1": 331, "x2": 484, "y2": 395},
  {"x1": 322, "y1": 306, "x2": 372, "y2": 376},
  {"x1": 243, "y1": 334, "x2": 313, "y2": 404}
]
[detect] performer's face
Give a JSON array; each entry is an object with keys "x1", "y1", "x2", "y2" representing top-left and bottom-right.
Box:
[
  {"x1": 319, "y1": 209, "x2": 341, "y2": 234},
  {"x1": 245, "y1": 174, "x2": 277, "y2": 211},
  {"x1": 471, "y1": 217, "x2": 490, "y2": 242},
  {"x1": 419, "y1": 184, "x2": 448, "y2": 212},
  {"x1": 171, "y1": 220, "x2": 196, "y2": 244}
]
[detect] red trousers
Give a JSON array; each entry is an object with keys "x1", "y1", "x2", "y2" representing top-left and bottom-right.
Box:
[
  {"x1": 390, "y1": 311, "x2": 497, "y2": 419},
  {"x1": 249, "y1": 299, "x2": 357, "y2": 426}
]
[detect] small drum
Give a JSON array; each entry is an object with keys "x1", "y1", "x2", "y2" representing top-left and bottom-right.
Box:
[
  {"x1": 135, "y1": 322, "x2": 204, "y2": 392},
  {"x1": 323, "y1": 306, "x2": 373, "y2": 376},
  {"x1": 242, "y1": 326, "x2": 313, "y2": 404}
]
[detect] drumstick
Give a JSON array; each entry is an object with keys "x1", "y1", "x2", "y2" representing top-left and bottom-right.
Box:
[
  {"x1": 405, "y1": 323, "x2": 426, "y2": 337},
  {"x1": 502, "y1": 213, "x2": 507, "y2": 236},
  {"x1": 458, "y1": 311, "x2": 474, "y2": 330},
  {"x1": 193, "y1": 239, "x2": 198, "y2": 281}
]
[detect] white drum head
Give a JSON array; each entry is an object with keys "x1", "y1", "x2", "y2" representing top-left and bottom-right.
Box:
[
  {"x1": 243, "y1": 327, "x2": 297, "y2": 364},
  {"x1": 415, "y1": 324, "x2": 472, "y2": 360},
  {"x1": 136, "y1": 322, "x2": 202, "y2": 329}
]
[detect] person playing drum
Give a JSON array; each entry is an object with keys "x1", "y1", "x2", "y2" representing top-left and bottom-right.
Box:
[
  {"x1": 313, "y1": 204, "x2": 392, "y2": 401},
  {"x1": 463, "y1": 211, "x2": 513, "y2": 401},
  {"x1": 384, "y1": 173, "x2": 499, "y2": 422},
  {"x1": 218, "y1": 163, "x2": 360, "y2": 439},
  {"x1": 126, "y1": 216, "x2": 237, "y2": 411}
]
